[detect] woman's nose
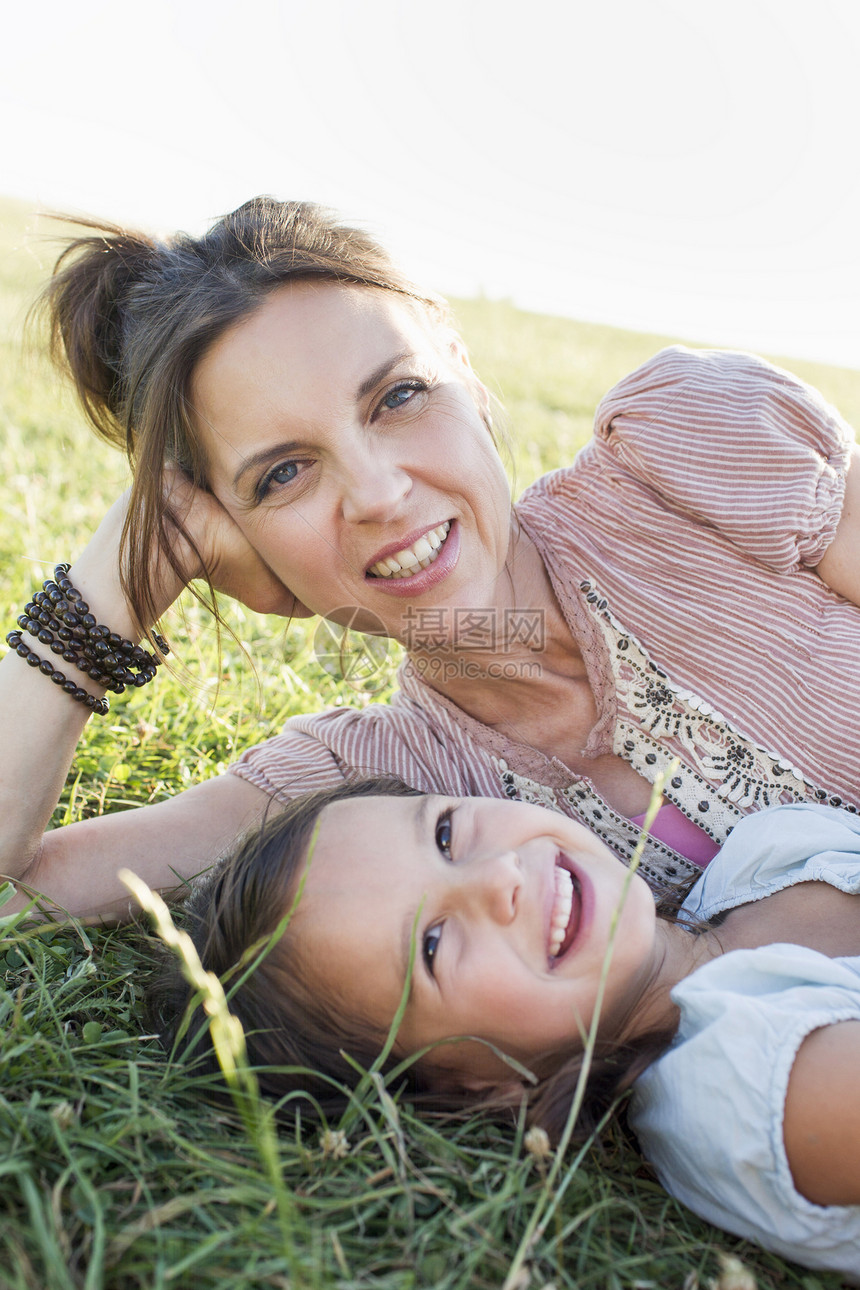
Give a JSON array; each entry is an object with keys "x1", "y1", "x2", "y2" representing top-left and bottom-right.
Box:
[
  {"x1": 339, "y1": 446, "x2": 412, "y2": 525},
  {"x1": 450, "y1": 852, "x2": 520, "y2": 925}
]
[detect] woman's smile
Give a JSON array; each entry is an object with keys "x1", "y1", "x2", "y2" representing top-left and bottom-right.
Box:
[
  {"x1": 364, "y1": 519, "x2": 460, "y2": 597},
  {"x1": 366, "y1": 519, "x2": 453, "y2": 580}
]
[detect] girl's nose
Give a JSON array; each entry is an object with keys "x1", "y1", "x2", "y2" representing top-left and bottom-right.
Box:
[
  {"x1": 339, "y1": 447, "x2": 412, "y2": 525},
  {"x1": 451, "y1": 851, "x2": 521, "y2": 925}
]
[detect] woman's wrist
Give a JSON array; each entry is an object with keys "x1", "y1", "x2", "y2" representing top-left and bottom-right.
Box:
[
  {"x1": 7, "y1": 563, "x2": 169, "y2": 717},
  {"x1": 67, "y1": 492, "x2": 189, "y2": 640}
]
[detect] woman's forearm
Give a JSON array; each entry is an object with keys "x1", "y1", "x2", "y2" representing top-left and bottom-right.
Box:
[
  {"x1": 0, "y1": 493, "x2": 185, "y2": 881},
  {"x1": 0, "y1": 473, "x2": 301, "y2": 906}
]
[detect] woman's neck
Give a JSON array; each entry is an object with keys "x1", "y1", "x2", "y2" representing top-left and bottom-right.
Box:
[{"x1": 403, "y1": 528, "x2": 586, "y2": 717}]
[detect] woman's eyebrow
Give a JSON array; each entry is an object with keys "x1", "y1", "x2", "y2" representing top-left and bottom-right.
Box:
[
  {"x1": 355, "y1": 351, "x2": 414, "y2": 400},
  {"x1": 232, "y1": 441, "x2": 304, "y2": 491}
]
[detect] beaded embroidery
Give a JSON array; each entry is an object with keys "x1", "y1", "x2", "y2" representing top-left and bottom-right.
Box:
[{"x1": 491, "y1": 580, "x2": 838, "y2": 898}]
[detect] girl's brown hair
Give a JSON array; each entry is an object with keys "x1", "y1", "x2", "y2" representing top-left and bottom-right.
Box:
[
  {"x1": 148, "y1": 779, "x2": 682, "y2": 1138},
  {"x1": 147, "y1": 777, "x2": 448, "y2": 1115},
  {"x1": 37, "y1": 199, "x2": 448, "y2": 631}
]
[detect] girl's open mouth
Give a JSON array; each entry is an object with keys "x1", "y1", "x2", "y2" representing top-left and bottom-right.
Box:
[{"x1": 548, "y1": 855, "x2": 582, "y2": 962}]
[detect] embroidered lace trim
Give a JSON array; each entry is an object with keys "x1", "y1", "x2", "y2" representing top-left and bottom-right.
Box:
[{"x1": 493, "y1": 580, "x2": 847, "y2": 897}]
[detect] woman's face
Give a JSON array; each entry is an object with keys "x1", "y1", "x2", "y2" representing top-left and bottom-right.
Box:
[
  {"x1": 190, "y1": 282, "x2": 513, "y2": 640},
  {"x1": 295, "y1": 794, "x2": 660, "y2": 1090}
]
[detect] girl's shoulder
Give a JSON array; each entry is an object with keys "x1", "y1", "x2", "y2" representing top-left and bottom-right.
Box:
[
  {"x1": 630, "y1": 804, "x2": 860, "y2": 1275},
  {"x1": 682, "y1": 802, "x2": 860, "y2": 922},
  {"x1": 630, "y1": 937, "x2": 860, "y2": 1279}
]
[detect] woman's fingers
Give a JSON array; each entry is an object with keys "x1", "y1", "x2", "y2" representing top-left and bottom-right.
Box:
[
  {"x1": 66, "y1": 474, "x2": 306, "y2": 634},
  {"x1": 166, "y1": 473, "x2": 308, "y2": 618}
]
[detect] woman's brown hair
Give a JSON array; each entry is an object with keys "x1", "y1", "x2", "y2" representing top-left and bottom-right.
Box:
[{"x1": 36, "y1": 199, "x2": 448, "y2": 632}]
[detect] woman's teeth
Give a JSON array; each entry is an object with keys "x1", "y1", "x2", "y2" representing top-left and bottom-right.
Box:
[
  {"x1": 548, "y1": 864, "x2": 574, "y2": 959},
  {"x1": 368, "y1": 522, "x2": 451, "y2": 579}
]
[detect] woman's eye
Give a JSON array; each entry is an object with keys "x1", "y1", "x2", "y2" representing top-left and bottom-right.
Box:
[
  {"x1": 435, "y1": 809, "x2": 453, "y2": 859},
  {"x1": 423, "y1": 925, "x2": 442, "y2": 977},
  {"x1": 257, "y1": 461, "x2": 299, "y2": 499},
  {"x1": 380, "y1": 380, "x2": 425, "y2": 412}
]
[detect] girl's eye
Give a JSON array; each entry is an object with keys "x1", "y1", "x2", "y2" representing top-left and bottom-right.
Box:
[
  {"x1": 379, "y1": 380, "x2": 426, "y2": 412},
  {"x1": 423, "y1": 925, "x2": 442, "y2": 978},
  {"x1": 257, "y1": 460, "x2": 300, "y2": 500},
  {"x1": 435, "y1": 808, "x2": 453, "y2": 859}
]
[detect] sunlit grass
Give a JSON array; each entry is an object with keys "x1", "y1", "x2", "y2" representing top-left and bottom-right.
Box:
[{"x1": 1, "y1": 193, "x2": 854, "y2": 1287}]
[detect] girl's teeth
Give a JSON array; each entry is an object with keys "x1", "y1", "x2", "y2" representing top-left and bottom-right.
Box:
[
  {"x1": 369, "y1": 522, "x2": 451, "y2": 578},
  {"x1": 548, "y1": 866, "x2": 574, "y2": 959}
]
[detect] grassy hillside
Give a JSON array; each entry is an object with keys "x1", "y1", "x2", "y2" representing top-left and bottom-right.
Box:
[{"x1": 0, "y1": 193, "x2": 855, "y2": 1289}]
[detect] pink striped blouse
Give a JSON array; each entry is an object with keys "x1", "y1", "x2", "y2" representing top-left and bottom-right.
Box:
[{"x1": 230, "y1": 347, "x2": 860, "y2": 896}]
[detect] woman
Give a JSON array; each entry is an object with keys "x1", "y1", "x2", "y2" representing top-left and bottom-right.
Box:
[{"x1": 2, "y1": 196, "x2": 860, "y2": 919}]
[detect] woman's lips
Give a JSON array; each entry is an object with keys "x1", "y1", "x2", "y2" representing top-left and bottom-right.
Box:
[
  {"x1": 367, "y1": 521, "x2": 452, "y2": 578},
  {"x1": 363, "y1": 520, "x2": 460, "y2": 598}
]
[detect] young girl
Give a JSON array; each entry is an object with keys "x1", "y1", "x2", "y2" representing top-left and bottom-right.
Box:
[{"x1": 150, "y1": 778, "x2": 860, "y2": 1281}]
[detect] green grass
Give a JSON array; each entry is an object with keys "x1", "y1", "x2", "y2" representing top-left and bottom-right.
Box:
[{"x1": 1, "y1": 192, "x2": 857, "y2": 1289}]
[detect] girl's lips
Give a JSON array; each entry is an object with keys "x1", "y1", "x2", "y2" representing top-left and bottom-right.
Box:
[
  {"x1": 363, "y1": 519, "x2": 460, "y2": 598},
  {"x1": 549, "y1": 853, "x2": 590, "y2": 966}
]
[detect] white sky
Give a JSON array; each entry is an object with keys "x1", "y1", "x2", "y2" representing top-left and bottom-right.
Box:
[{"x1": 3, "y1": 0, "x2": 860, "y2": 367}]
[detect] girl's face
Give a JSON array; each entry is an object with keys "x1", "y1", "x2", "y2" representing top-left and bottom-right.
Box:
[
  {"x1": 190, "y1": 282, "x2": 513, "y2": 641},
  {"x1": 296, "y1": 795, "x2": 660, "y2": 1090}
]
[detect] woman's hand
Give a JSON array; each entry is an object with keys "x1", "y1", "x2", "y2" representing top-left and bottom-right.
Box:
[
  {"x1": 0, "y1": 473, "x2": 306, "y2": 884},
  {"x1": 165, "y1": 469, "x2": 310, "y2": 619},
  {"x1": 75, "y1": 472, "x2": 310, "y2": 630}
]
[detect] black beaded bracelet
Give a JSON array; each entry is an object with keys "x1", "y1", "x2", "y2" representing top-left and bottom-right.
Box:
[
  {"x1": 48, "y1": 564, "x2": 168, "y2": 666},
  {"x1": 18, "y1": 601, "x2": 160, "y2": 690},
  {"x1": 6, "y1": 630, "x2": 110, "y2": 715},
  {"x1": 5, "y1": 565, "x2": 170, "y2": 717}
]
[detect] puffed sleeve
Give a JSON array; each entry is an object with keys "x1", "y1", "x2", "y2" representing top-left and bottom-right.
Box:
[
  {"x1": 226, "y1": 693, "x2": 501, "y2": 803},
  {"x1": 594, "y1": 347, "x2": 854, "y2": 572},
  {"x1": 629, "y1": 946, "x2": 860, "y2": 1278},
  {"x1": 228, "y1": 722, "x2": 348, "y2": 802}
]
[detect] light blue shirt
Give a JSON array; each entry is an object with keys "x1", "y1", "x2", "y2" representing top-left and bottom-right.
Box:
[{"x1": 629, "y1": 804, "x2": 860, "y2": 1279}]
